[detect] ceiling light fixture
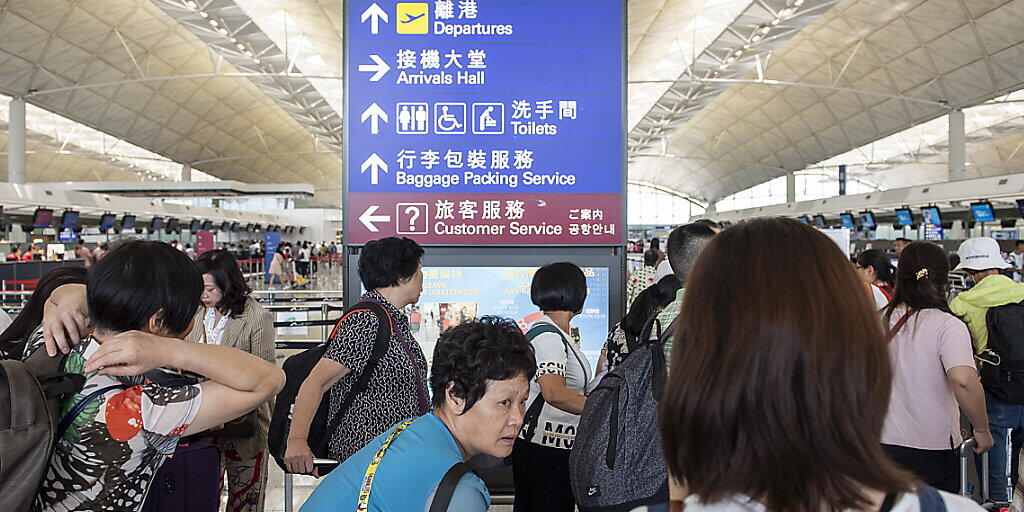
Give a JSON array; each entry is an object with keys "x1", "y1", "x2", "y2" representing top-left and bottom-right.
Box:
[
  {"x1": 209, "y1": 19, "x2": 219, "y2": 27},
  {"x1": 186, "y1": 0, "x2": 198, "y2": 8},
  {"x1": 770, "y1": 19, "x2": 781, "y2": 26},
  {"x1": 244, "y1": 50, "x2": 254, "y2": 57},
  {"x1": 793, "y1": 0, "x2": 804, "y2": 5},
  {"x1": 760, "y1": 25, "x2": 771, "y2": 34}
]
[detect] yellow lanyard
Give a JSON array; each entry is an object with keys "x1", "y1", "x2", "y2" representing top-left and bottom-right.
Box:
[{"x1": 356, "y1": 419, "x2": 415, "y2": 511}]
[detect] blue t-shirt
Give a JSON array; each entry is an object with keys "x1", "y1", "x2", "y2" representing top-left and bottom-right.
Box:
[{"x1": 301, "y1": 413, "x2": 490, "y2": 512}]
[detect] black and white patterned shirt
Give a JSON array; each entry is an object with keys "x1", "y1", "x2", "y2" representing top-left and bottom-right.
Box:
[{"x1": 323, "y1": 291, "x2": 429, "y2": 462}]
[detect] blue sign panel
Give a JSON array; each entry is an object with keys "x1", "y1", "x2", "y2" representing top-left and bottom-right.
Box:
[{"x1": 345, "y1": 0, "x2": 624, "y2": 245}]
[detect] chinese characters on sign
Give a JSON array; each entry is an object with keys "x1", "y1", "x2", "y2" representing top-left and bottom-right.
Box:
[{"x1": 346, "y1": 1, "x2": 624, "y2": 244}]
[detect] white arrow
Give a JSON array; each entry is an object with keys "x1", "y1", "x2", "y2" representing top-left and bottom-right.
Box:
[
  {"x1": 359, "y1": 205, "x2": 391, "y2": 233},
  {"x1": 360, "y1": 3, "x2": 388, "y2": 35},
  {"x1": 360, "y1": 153, "x2": 388, "y2": 185},
  {"x1": 360, "y1": 103, "x2": 388, "y2": 134},
  {"x1": 358, "y1": 54, "x2": 390, "y2": 82}
]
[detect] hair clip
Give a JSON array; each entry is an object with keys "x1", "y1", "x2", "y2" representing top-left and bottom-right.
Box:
[{"x1": 916, "y1": 268, "x2": 929, "y2": 280}]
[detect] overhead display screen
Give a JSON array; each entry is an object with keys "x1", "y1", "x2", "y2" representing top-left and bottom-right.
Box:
[
  {"x1": 921, "y1": 206, "x2": 942, "y2": 226},
  {"x1": 368, "y1": 266, "x2": 610, "y2": 367},
  {"x1": 840, "y1": 213, "x2": 855, "y2": 230},
  {"x1": 894, "y1": 208, "x2": 914, "y2": 226},
  {"x1": 99, "y1": 214, "x2": 116, "y2": 231},
  {"x1": 345, "y1": 1, "x2": 624, "y2": 245},
  {"x1": 122, "y1": 215, "x2": 136, "y2": 230},
  {"x1": 32, "y1": 208, "x2": 53, "y2": 227},
  {"x1": 812, "y1": 215, "x2": 827, "y2": 228},
  {"x1": 970, "y1": 202, "x2": 996, "y2": 223},
  {"x1": 859, "y1": 211, "x2": 876, "y2": 228}
]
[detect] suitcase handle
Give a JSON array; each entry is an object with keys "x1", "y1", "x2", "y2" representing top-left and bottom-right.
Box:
[{"x1": 958, "y1": 438, "x2": 989, "y2": 498}]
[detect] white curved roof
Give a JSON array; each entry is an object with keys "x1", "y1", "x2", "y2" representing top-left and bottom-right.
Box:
[{"x1": 0, "y1": 0, "x2": 1020, "y2": 207}]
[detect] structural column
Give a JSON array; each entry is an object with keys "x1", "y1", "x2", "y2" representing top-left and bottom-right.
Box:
[
  {"x1": 8, "y1": 97, "x2": 26, "y2": 184},
  {"x1": 948, "y1": 109, "x2": 965, "y2": 181},
  {"x1": 180, "y1": 163, "x2": 192, "y2": 182},
  {"x1": 785, "y1": 172, "x2": 796, "y2": 203}
]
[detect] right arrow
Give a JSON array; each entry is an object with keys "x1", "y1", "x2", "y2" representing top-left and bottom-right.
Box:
[
  {"x1": 359, "y1": 205, "x2": 391, "y2": 233},
  {"x1": 360, "y1": 103, "x2": 388, "y2": 134},
  {"x1": 360, "y1": 3, "x2": 388, "y2": 34},
  {"x1": 360, "y1": 153, "x2": 388, "y2": 185},
  {"x1": 358, "y1": 54, "x2": 390, "y2": 82}
]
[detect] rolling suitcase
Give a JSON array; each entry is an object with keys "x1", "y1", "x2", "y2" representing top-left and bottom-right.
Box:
[
  {"x1": 959, "y1": 438, "x2": 992, "y2": 504},
  {"x1": 141, "y1": 439, "x2": 221, "y2": 512}
]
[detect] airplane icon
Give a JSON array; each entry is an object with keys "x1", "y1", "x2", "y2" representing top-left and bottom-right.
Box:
[{"x1": 396, "y1": 3, "x2": 428, "y2": 34}]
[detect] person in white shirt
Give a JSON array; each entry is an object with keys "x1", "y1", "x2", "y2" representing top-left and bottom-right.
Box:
[
  {"x1": 512, "y1": 262, "x2": 592, "y2": 512},
  {"x1": 1011, "y1": 240, "x2": 1024, "y2": 283},
  {"x1": 658, "y1": 218, "x2": 985, "y2": 512}
]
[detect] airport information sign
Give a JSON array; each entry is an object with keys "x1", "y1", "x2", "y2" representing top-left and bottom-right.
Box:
[{"x1": 345, "y1": 0, "x2": 624, "y2": 244}]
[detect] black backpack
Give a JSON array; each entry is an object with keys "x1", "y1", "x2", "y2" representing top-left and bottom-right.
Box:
[
  {"x1": 268, "y1": 301, "x2": 392, "y2": 473},
  {"x1": 569, "y1": 314, "x2": 674, "y2": 512},
  {"x1": 980, "y1": 301, "x2": 1024, "y2": 404}
]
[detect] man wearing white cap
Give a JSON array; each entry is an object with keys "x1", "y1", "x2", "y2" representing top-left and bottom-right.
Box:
[{"x1": 950, "y1": 237, "x2": 1024, "y2": 504}]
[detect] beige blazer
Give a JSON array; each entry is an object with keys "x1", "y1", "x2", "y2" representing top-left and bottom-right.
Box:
[{"x1": 187, "y1": 296, "x2": 275, "y2": 459}]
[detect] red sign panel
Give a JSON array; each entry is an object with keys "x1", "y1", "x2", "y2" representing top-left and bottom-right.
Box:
[{"x1": 347, "y1": 193, "x2": 621, "y2": 245}]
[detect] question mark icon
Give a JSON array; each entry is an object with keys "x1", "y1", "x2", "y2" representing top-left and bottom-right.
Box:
[{"x1": 405, "y1": 206, "x2": 421, "y2": 232}]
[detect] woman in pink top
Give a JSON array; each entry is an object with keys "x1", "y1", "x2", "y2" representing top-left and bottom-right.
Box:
[{"x1": 881, "y1": 241, "x2": 993, "y2": 492}]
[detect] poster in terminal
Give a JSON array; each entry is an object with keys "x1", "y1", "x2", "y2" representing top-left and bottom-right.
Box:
[
  {"x1": 344, "y1": 1, "x2": 624, "y2": 245},
  {"x1": 367, "y1": 266, "x2": 610, "y2": 368}
]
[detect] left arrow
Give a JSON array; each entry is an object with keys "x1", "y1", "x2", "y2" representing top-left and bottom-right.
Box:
[
  {"x1": 358, "y1": 54, "x2": 390, "y2": 82},
  {"x1": 360, "y1": 153, "x2": 389, "y2": 185},
  {"x1": 360, "y1": 103, "x2": 388, "y2": 135},
  {"x1": 360, "y1": 3, "x2": 388, "y2": 35},
  {"x1": 359, "y1": 205, "x2": 391, "y2": 233}
]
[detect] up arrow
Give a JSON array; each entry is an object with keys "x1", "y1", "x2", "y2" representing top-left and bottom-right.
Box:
[
  {"x1": 359, "y1": 205, "x2": 391, "y2": 233},
  {"x1": 358, "y1": 54, "x2": 390, "y2": 82},
  {"x1": 360, "y1": 153, "x2": 388, "y2": 185},
  {"x1": 360, "y1": 3, "x2": 388, "y2": 35},
  {"x1": 360, "y1": 103, "x2": 388, "y2": 134}
]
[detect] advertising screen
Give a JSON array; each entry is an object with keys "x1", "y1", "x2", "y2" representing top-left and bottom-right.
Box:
[
  {"x1": 151, "y1": 217, "x2": 165, "y2": 231},
  {"x1": 189, "y1": 220, "x2": 202, "y2": 232},
  {"x1": 32, "y1": 208, "x2": 53, "y2": 227},
  {"x1": 372, "y1": 266, "x2": 610, "y2": 367},
  {"x1": 921, "y1": 206, "x2": 942, "y2": 226},
  {"x1": 894, "y1": 208, "x2": 914, "y2": 226},
  {"x1": 99, "y1": 214, "x2": 116, "y2": 231},
  {"x1": 812, "y1": 215, "x2": 827, "y2": 228},
  {"x1": 166, "y1": 218, "x2": 179, "y2": 232},
  {"x1": 202, "y1": 220, "x2": 214, "y2": 231},
  {"x1": 970, "y1": 202, "x2": 996, "y2": 223},
  {"x1": 859, "y1": 211, "x2": 876, "y2": 228},
  {"x1": 122, "y1": 215, "x2": 136, "y2": 230},
  {"x1": 797, "y1": 216, "x2": 811, "y2": 224},
  {"x1": 840, "y1": 213, "x2": 855, "y2": 230},
  {"x1": 221, "y1": 221, "x2": 232, "y2": 232}
]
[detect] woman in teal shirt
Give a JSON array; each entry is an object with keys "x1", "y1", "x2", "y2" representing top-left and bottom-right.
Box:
[{"x1": 301, "y1": 316, "x2": 537, "y2": 512}]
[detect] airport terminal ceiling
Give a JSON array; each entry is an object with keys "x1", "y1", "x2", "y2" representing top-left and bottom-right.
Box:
[{"x1": 0, "y1": 0, "x2": 1021, "y2": 208}]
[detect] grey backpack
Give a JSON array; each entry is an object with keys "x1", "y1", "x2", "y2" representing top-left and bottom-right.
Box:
[{"x1": 569, "y1": 315, "x2": 673, "y2": 512}]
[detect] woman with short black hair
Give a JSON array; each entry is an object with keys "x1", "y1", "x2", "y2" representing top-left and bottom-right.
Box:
[
  {"x1": 285, "y1": 237, "x2": 430, "y2": 476},
  {"x1": 189, "y1": 249, "x2": 276, "y2": 512},
  {"x1": 512, "y1": 261, "x2": 593, "y2": 512}
]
